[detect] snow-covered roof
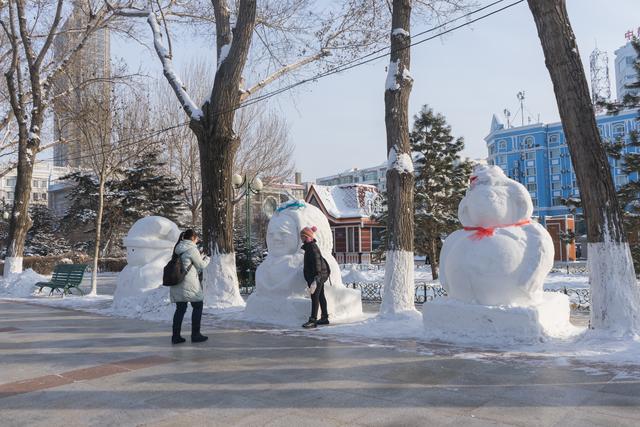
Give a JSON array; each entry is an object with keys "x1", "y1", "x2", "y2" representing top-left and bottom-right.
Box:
[{"x1": 309, "y1": 184, "x2": 380, "y2": 219}]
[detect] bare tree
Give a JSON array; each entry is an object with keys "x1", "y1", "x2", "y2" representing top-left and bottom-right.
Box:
[
  {"x1": 0, "y1": 0, "x2": 133, "y2": 275},
  {"x1": 234, "y1": 105, "x2": 294, "y2": 185},
  {"x1": 380, "y1": 0, "x2": 416, "y2": 317},
  {"x1": 61, "y1": 82, "x2": 150, "y2": 295},
  {"x1": 115, "y1": 0, "x2": 469, "y2": 306},
  {"x1": 528, "y1": 0, "x2": 640, "y2": 334}
]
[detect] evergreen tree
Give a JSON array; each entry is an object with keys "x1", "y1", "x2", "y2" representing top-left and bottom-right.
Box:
[
  {"x1": 61, "y1": 172, "x2": 125, "y2": 256},
  {"x1": 603, "y1": 39, "x2": 640, "y2": 270},
  {"x1": 25, "y1": 205, "x2": 71, "y2": 256},
  {"x1": 411, "y1": 105, "x2": 472, "y2": 280},
  {"x1": 117, "y1": 151, "x2": 186, "y2": 224}
]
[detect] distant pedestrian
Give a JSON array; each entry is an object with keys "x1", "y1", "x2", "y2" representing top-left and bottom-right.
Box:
[
  {"x1": 170, "y1": 229, "x2": 210, "y2": 344},
  {"x1": 300, "y1": 226, "x2": 331, "y2": 328}
]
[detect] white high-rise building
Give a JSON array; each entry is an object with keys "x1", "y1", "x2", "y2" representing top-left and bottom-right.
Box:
[{"x1": 614, "y1": 41, "x2": 639, "y2": 101}]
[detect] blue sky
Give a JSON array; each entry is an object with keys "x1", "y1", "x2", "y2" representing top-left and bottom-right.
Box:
[{"x1": 113, "y1": 0, "x2": 640, "y2": 181}]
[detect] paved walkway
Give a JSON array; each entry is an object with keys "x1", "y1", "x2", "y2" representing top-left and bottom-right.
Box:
[{"x1": 1, "y1": 300, "x2": 639, "y2": 427}]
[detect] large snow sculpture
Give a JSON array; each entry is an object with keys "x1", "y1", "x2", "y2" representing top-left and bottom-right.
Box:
[
  {"x1": 422, "y1": 165, "x2": 575, "y2": 343},
  {"x1": 244, "y1": 200, "x2": 363, "y2": 326},
  {"x1": 113, "y1": 216, "x2": 180, "y2": 312}
]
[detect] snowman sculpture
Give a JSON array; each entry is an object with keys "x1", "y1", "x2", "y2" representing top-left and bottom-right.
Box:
[
  {"x1": 113, "y1": 216, "x2": 180, "y2": 313},
  {"x1": 422, "y1": 165, "x2": 575, "y2": 343},
  {"x1": 244, "y1": 200, "x2": 363, "y2": 326}
]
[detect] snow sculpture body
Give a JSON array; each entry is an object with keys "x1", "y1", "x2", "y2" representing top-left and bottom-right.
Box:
[
  {"x1": 423, "y1": 165, "x2": 576, "y2": 343},
  {"x1": 113, "y1": 216, "x2": 180, "y2": 311},
  {"x1": 244, "y1": 200, "x2": 363, "y2": 325}
]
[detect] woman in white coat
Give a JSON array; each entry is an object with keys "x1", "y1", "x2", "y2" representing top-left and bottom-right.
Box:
[{"x1": 171, "y1": 229, "x2": 210, "y2": 344}]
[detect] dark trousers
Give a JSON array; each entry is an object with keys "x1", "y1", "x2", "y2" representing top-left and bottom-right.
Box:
[
  {"x1": 172, "y1": 301, "x2": 203, "y2": 337},
  {"x1": 310, "y1": 281, "x2": 328, "y2": 320}
]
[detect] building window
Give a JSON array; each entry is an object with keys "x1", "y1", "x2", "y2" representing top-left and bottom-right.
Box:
[
  {"x1": 550, "y1": 165, "x2": 561, "y2": 174},
  {"x1": 41, "y1": 193, "x2": 47, "y2": 201},
  {"x1": 6, "y1": 178, "x2": 16, "y2": 187},
  {"x1": 498, "y1": 140, "x2": 507, "y2": 150},
  {"x1": 549, "y1": 148, "x2": 561, "y2": 159},
  {"x1": 525, "y1": 152, "x2": 536, "y2": 160},
  {"x1": 612, "y1": 123, "x2": 625, "y2": 138},
  {"x1": 527, "y1": 183, "x2": 537, "y2": 192},
  {"x1": 551, "y1": 182, "x2": 561, "y2": 190},
  {"x1": 548, "y1": 134, "x2": 560, "y2": 144},
  {"x1": 552, "y1": 197, "x2": 563, "y2": 206},
  {"x1": 497, "y1": 155, "x2": 507, "y2": 164},
  {"x1": 531, "y1": 198, "x2": 538, "y2": 207},
  {"x1": 526, "y1": 167, "x2": 536, "y2": 176},
  {"x1": 616, "y1": 175, "x2": 629, "y2": 186},
  {"x1": 364, "y1": 172, "x2": 377, "y2": 181},
  {"x1": 33, "y1": 193, "x2": 39, "y2": 201},
  {"x1": 371, "y1": 228, "x2": 384, "y2": 250},
  {"x1": 489, "y1": 143, "x2": 496, "y2": 155},
  {"x1": 522, "y1": 136, "x2": 534, "y2": 149}
]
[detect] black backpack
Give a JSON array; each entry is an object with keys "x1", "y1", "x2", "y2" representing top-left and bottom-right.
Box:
[{"x1": 162, "y1": 243, "x2": 192, "y2": 286}]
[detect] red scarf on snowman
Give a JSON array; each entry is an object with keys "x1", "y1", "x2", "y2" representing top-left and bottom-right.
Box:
[{"x1": 463, "y1": 219, "x2": 530, "y2": 240}]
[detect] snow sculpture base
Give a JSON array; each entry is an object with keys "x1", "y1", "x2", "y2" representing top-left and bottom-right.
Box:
[
  {"x1": 245, "y1": 285, "x2": 362, "y2": 326},
  {"x1": 422, "y1": 293, "x2": 575, "y2": 345}
]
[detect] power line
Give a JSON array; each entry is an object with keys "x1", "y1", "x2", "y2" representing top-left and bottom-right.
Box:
[
  {"x1": 36, "y1": 0, "x2": 525, "y2": 166},
  {"x1": 233, "y1": 0, "x2": 526, "y2": 113}
]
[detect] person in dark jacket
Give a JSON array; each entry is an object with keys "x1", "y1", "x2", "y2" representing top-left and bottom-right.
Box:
[{"x1": 300, "y1": 226, "x2": 331, "y2": 328}]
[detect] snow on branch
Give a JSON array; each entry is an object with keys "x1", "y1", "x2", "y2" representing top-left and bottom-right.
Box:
[
  {"x1": 241, "y1": 49, "x2": 329, "y2": 100},
  {"x1": 147, "y1": 11, "x2": 203, "y2": 121}
]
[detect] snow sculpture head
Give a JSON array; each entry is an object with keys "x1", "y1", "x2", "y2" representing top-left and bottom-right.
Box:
[
  {"x1": 266, "y1": 200, "x2": 333, "y2": 257},
  {"x1": 123, "y1": 216, "x2": 181, "y2": 266},
  {"x1": 458, "y1": 165, "x2": 533, "y2": 228}
]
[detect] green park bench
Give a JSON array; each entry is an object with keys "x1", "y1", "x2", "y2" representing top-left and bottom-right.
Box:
[{"x1": 34, "y1": 264, "x2": 88, "y2": 296}]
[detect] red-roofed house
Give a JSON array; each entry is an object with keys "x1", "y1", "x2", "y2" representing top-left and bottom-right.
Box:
[{"x1": 305, "y1": 184, "x2": 384, "y2": 264}]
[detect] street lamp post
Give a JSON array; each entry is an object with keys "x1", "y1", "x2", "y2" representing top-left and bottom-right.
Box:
[{"x1": 232, "y1": 174, "x2": 263, "y2": 284}]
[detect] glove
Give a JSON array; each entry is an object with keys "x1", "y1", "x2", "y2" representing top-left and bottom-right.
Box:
[{"x1": 308, "y1": 280, "x2": 317, "y2": 295}]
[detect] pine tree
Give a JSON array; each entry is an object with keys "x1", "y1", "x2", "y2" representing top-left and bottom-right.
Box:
[
  {"x1": 603, "y1": 38, "x2": 640, "y2": 270},
  {"x1": 25, "y1": 205, "x2": 71, "y2": 256},
  {"x1": 61, "y1": 172, "x2": 125, "y2": 256},
  {"x1": 117, "y1": 151, "x2": 186, "y2": 224},
  {"x1": 411, "y1": 105, "x2": 472, "y2": 280}
]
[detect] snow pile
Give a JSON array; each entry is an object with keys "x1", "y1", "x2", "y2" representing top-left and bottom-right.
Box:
[
  {"x1": 113, "y1": 216, "x2": 180, "y2": 310},
  {"x1": 0, "y1": 269, "x2": 49, "y2": 297},
  {"x1": 110, "y1": 286, "x2": 174, "y2": 321},
  {"x1": 424, "y1": 165, "x2": 573, "y2": 343},
  {"x1": 341, "y1": 265, "x2": 369, "y2": 283},
  {"x1": 245, "y1": 201, "x2": 363, "y2": 326}
]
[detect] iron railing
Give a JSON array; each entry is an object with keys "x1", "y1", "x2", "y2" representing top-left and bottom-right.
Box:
[{"x1": 240, "y1": 281, "x2": 590, "y2": 310}]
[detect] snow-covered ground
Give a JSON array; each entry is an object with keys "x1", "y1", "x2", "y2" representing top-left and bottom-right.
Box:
[{"x1": 1, "y1": 267, "x2": 638, "y2": 376}]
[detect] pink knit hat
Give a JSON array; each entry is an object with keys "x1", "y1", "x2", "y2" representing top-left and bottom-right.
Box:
[{"x1": 300, "y1": 226, "x2": 317, "y2": 242}]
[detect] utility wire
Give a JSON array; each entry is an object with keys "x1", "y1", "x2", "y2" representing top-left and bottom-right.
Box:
[{"x1": 36, "y1": 0, "x2": 525, "y2": 166}]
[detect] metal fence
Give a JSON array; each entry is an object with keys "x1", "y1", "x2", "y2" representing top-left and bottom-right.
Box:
[{"x1": 240, "y1": 281, "x2": 591, "y2": 310}]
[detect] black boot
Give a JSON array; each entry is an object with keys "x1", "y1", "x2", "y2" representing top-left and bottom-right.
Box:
[
  {"x1": 302, "y1": 317, "x2": 317, "y2": 328},
  {"x1": 316, "y1": 315, "x2": 330, "y2": 326},
  {"x1": 172, "y1": 325, "x2": 186, "y2": 344},
  {"x1": 191, "y1": 301, "x2": 208, "y2": 343}
]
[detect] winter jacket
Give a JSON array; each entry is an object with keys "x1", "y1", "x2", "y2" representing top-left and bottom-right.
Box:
[
  {"x1": 170, "y1": 239, "x2": 210, "y2": 303},
  {"x1": 302, "y1": 240, "x2": 330, "y2": 286}
]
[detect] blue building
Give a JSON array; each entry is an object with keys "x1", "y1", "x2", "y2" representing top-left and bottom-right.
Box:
[{"x1": 485, "y1": 109, "x2": 639, "y2": 217}]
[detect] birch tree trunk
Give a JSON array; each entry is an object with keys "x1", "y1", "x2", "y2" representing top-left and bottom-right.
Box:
[
  {"x1": 380, "y1": 0, "x2": 417, "y2": 317},
  {"x1": 90, "y1": 178, "x2": 106, "y2": 296},
  {"x1": 429, "y1": 239, "x2": 439, "y2": 281},
  {"x1": 528, "y1": 0, "x2": 640, "y2": 334}
]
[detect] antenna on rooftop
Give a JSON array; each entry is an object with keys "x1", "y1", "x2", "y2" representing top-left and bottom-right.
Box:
[
  {"x1": 589, "y1": 46, "x2": 611, "y2": 112},
  {"x1": 517, "y1": 91, "x2": 525, "y2": 127},
  {"x1": 503, "y1": 108, "x2": 511, "y2": 128}
]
